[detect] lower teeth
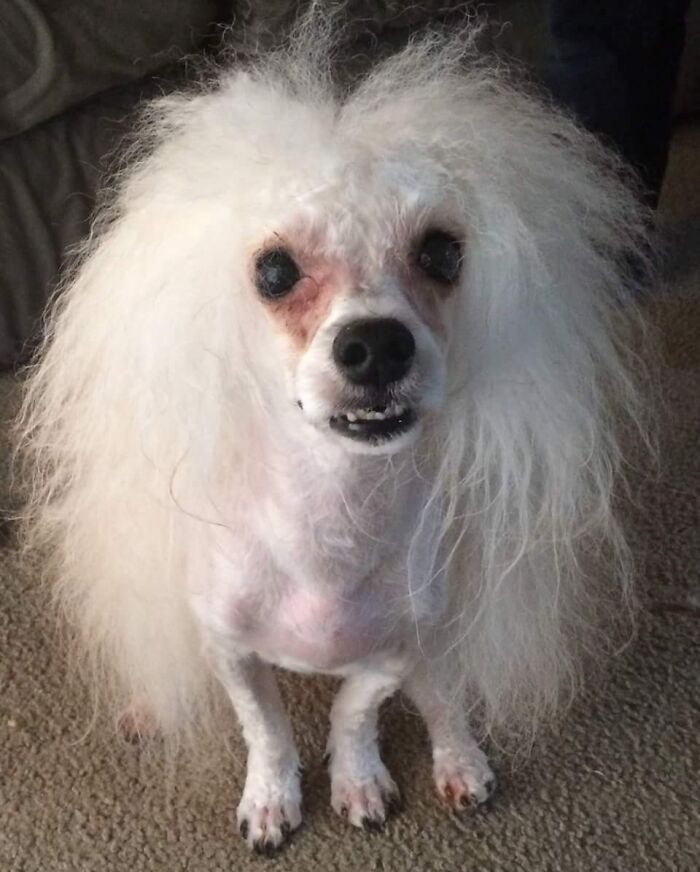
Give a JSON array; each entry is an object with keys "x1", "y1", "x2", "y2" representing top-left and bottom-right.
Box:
[{"x1": 343, "y1": 405, "x2": 405, "y2": 422}]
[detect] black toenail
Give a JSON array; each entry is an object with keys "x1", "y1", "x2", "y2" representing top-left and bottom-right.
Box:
[
  {"x1": 385, "y1": 794, "x2": 404, "y2": 817},
  {"x1": 239, "y1": 820, "x2": 249, "y2": 839},
  {"x1": 253, "y1": 839, "x2": 278, "y2": 858},
  {"x1": 362, "y1": 815, "x2": 385, "y2": 833}
]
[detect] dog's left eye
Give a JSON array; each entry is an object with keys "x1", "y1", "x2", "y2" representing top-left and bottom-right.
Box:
[
  {"x1": 254, "y1": 248, "x2": 301, "y2": 299},
  {"x1": 416, "y1": 230, "x2": 462, "y2": 284}
]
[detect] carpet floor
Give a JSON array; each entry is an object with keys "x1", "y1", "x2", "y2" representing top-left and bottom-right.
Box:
[{"x1": 1, "y1": 123, "x2": 698, "y2": 872}]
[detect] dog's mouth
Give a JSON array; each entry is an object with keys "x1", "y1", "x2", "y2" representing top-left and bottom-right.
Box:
[{"x1": 329, "y1": 402, "x2": 415, "y2": 443}]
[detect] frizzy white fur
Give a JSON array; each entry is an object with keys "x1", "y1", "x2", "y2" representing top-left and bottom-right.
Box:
[{"x1": 16, "y1": 20, "x2": 653, "y2": 764}]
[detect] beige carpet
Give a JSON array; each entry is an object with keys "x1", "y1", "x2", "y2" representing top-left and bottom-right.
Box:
[{"x1": 1, "y1": 124, "x2": 699, "y2": 872}]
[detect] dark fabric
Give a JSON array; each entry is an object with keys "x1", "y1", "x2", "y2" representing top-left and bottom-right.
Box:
[
  {"x1": 544, "y1": 0, "x2": 692, "y2": 206},
  {"x1": 228, "y1": 0, "x2": 465, "y2": 50},
  {"x1": 0, "y1": 0, "x2": 227, "y2": 140},
  {"x1": 0, "y1": 2, "x2": 231, "y2": 368},
  {"x1": 0, "y1": 85, "x2": 149, "y2": 368}
]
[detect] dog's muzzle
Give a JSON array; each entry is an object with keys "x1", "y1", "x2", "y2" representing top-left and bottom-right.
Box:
[{"x1": 329, "y1": 318, "x2": 417, "y2": 444}]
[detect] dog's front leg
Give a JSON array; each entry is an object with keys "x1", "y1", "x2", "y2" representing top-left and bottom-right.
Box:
[
  {"x1": 212, "y1": 651, "x2": 302, "y2": 854},
  {"x1": 327, "y1": 666, "x2": 403, "y2": 831},
  {"x1": 403, "y1": 662, "x2": 496, "y2": 814}
]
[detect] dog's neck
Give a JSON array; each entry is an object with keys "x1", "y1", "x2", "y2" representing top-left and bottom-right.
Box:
[{"x1": 250, "y1": 421, "x2": 435, "y2": 589}]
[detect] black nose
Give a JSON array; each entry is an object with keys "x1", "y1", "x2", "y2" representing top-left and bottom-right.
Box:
[{"x1": 332, "y1": 318, "x2": 416, "y2": 389}]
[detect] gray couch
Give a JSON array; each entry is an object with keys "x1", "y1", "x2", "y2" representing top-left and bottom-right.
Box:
[
  {"x1": 1, "y1": 0, "x2": 699, "y2": 368},
  {"x1": 0, "y1": 0, "x2": 230, "y2": 368}
]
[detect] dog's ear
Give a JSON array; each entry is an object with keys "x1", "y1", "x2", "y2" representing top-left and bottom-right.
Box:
[
  {"x1": 16, "y1": 132, "x2": 259, "y2": 746},
  {"x1": 33, "y1": 198, "x2": 235, "y2": 444},
  {"x1": 426, "y1": 93, "x2": 654, "y2": 740}
]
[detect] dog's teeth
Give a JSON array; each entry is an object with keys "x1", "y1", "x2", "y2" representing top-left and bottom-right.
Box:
[
  {"x1": 339, "y1": 405, "x2": 409, "y2": 425},
  {"x1": 348, "y1": 422, "x2": 361, "y2": 431}
]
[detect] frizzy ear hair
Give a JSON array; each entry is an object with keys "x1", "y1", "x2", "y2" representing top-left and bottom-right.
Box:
[{"x1": 386, "y1": 50, "x2": 655, "y2": 741}]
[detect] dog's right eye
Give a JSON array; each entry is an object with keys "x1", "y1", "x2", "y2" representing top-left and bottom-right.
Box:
[
  {"x1": 415, "y1": 230, "x2": 462, "y2": 285},
  {"x1": 254, "y1": 249, "x2": 301, "y2": 299}
]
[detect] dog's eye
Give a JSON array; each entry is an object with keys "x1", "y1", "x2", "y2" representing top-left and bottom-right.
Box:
[
  {"x1": 254, "y1": 248, "x2": 301, "y2": 299},
  {"x1": 416, "y1": 230, "x2": 462, "y2": 284}
]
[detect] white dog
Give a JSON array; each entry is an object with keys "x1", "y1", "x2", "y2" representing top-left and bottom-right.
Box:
[{"x1": 17, "y1": 17, "x2": 651, "y2": 855}]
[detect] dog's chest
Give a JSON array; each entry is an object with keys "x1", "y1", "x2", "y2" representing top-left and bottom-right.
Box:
[
  {"x1": 194, "y1": 468, "x2": 440, "y2": 673},
  {"x1": 203, "y1": 519, "x2": 405, "y2": 672},
  {"x1": 225, "y1": 578, "x2": 395, "y2": 672}
]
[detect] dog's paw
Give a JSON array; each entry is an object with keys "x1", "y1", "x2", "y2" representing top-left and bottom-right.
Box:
[
  {"x1": 237, "y1": 760, "x2": 302, "y2": 855},
  {"x1": 117, "y1": 705, "x2": 158, "y2": 744},
  {"x1": 433, "y1": 745, "x2": 496, "y2": 814},
  {"x1": 330, "y1": 759, "x2": 401, "y2": 831}
]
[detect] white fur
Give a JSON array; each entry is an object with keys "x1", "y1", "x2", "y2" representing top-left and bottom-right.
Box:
[{"x1": 16, "y1": 17, "x2": 652, "y2": 852}]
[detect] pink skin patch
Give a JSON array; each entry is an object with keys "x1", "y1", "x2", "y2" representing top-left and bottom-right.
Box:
[
  {"x1": 253, "y1": 225, "x2": 458, "y2": 359},
  {"x1": 228, "y1": 584, "x2": 389, "y2": 672},
  {"x1": 437, "y1": 774, "x2": 477, "y2": 811},
  {"x1": 433, "y1": 748, "x2": 496, "y2": 813},
  {"x1": 256, "y1": 233, "x2": 354, "y2": 349},
  {"x1": 266, "y1": 272, "x2": 336, "y2": 349},
  {"x1": 118, "y1": 705, "x2": 158, "y2": 744},
  {"x1": 265, "y1": 587, "x2": 383, "y2": 670}
]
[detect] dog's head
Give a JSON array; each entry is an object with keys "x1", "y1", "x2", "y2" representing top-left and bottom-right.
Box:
[
  {"x1": 66, "y1": 33, "x2": 646, "y2": 477},
  {"x1": 244, "y1": 157, "x2": 463, "y2": 455},
  {"x1": 205, "y1": 78, "x2": 469, "y2": 455}
]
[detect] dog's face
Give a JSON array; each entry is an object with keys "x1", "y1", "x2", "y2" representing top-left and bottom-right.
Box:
[{"x1": 244, "y1": 154, "x2": 463, "y2": 455}]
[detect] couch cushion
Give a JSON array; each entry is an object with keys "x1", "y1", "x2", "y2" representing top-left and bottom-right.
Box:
[
  {"x1": 0, "y1": 0, "x2": 228, "y2": 140},
  {"x1": 0, "y1": 81, "x2": 157, "y2": 367}
]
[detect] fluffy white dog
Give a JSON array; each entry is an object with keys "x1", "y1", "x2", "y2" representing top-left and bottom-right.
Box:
[{"x1": 18, "y1": 16, "x2": 651, "y2": 855}]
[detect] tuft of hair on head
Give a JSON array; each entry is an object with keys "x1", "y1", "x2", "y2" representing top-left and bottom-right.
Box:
[{"x1": 13, "y1": 4, "x2": 656, "y2": 761}]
